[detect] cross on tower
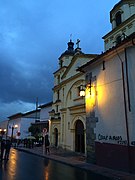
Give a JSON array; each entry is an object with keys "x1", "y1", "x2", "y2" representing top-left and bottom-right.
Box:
[{"x1": 76, "y1": 39, "x2": 80, "y2": 48}]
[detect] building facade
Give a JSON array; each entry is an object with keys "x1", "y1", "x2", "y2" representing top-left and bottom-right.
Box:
[
  {"x1": 7, "y1": 109, "x2": 40, "y2": 140},
  {"x1": 49, "y1": 39, "x2": 97, "y2": 153},
  {"x1": 79, "y1": 0, "x2": 135, "y2": 173}
]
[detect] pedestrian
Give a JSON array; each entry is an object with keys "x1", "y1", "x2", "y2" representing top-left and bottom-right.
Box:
[
  {"x1": 4, "y1": 140, "x2": 12, "y2": 161},
  {"x1": 45, "y1": 133, "x2": 50, "y2": 155},
  {"x1": 1, "y1": 139, "x2": 6, "y2": 161}
]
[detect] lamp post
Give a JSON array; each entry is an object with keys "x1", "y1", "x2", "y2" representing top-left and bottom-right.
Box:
[{"x1": 11, "y1": 124, "x2": 18, "y2": 142}]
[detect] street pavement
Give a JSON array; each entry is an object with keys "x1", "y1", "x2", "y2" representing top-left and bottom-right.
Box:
[{"x1": 15, "y1": 145, "x2": 135, "y2": 180}]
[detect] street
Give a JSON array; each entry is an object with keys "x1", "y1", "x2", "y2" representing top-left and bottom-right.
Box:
[{"x1": 0, "y1": 148, "x2": 111, "y2": 180}]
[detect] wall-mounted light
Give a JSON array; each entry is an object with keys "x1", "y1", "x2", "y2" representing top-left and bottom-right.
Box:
[
  {"x1": 79, "y1": 78, "x2": 96, "y2": 110},
  {"x1": 79, "y1": 79, "x2": 93, "y2": 97},
  {"x1": 79, "y1": 85, "x2": 86, "y2": 97}
]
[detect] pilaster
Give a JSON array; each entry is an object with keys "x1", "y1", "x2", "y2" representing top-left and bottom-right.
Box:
[{"x1": 86, "y1": 110, "x2": 98, "y2": 163}]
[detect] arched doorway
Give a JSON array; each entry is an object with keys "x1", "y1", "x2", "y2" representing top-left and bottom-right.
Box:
[
  {"x1": 54, "y1": 128, "x2": 58, "y2": 147},
  {"x1": 75, "y1": 120, "x2": 85, "y2": 153}
]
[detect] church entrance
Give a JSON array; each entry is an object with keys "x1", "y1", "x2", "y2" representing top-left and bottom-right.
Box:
[
  {"x1": 54, "y1": 128, "x2": 58, "y2": 147},
  {"x1": 75, "y1": 120, "x2": 85, "y2": 153}
]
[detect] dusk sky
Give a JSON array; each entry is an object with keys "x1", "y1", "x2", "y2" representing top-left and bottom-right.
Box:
[{"x1": 0, "y1": 0, "x2": 119, "y2": 121}]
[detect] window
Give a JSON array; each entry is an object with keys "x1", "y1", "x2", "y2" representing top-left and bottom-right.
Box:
[{"x1": 115, "y1": 11, "x2": 122, "y2": 26}]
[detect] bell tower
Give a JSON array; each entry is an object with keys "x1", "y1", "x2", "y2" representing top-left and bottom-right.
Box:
[{"x1": 103, "y1": 0, "x2": 135, "y2": 51}]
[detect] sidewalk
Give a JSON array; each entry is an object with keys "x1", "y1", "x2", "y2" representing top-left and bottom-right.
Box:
[{"x1": 15, "y1": 145, "x2": 135, "y2": 180}]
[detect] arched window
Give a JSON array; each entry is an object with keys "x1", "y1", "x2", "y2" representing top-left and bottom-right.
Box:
[{"x1": 115, "y1": 11, "x2": 122, "y2": 26}]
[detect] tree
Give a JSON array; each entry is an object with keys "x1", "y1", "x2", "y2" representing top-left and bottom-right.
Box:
[{"x1": 28, "y1": 125, "x2": 40, "y2": 137}]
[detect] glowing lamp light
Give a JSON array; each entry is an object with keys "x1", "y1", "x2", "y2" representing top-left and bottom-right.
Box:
[
  {"x1": 79, "y1": 80, "x2": 96, "y2": 112},
  {"x1": 14, "y1": 124, "x2": 18, "y2": 128},
  {"x1": 79, "y1": 85, "x2": 86, "y2": 97}
]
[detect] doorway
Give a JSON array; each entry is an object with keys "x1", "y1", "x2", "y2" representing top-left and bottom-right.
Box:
[{"x1": 75, "y1": 120, "x2": 85, "y2": 153}]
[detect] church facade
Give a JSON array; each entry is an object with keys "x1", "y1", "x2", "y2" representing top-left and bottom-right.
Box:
[{"x1": 49, "y1": 40, "x2": 97, "y2": 154}]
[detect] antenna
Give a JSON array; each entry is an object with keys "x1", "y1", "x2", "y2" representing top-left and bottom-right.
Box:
[{"x1": 36, "y1": 97, "x2": 38, "y2": 110}]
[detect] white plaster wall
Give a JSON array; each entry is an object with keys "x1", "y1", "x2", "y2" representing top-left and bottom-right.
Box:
[
  {"x1": 40, "y1": 106, "x2": 52, "y2": 121},
  {"x1": 126, "y1": 46, "x2": 135, "y2": 145},
  {"x1": 84, "y1": 46, "x2": 135, "y2": 146},
  {"x1": 85, "y1": 52, "x2": 129, "y2": 145}
]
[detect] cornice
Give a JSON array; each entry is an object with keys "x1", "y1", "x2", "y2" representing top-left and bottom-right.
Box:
[
  {"x1": 103, "y1": 14, "x2": 135, "y2": 39},
  {"x1": 53, "y1": 66, "x2": 67, "y2": 76},
  {"x1": 68, "y1": 104, "x2": 85, "y2": 111}
]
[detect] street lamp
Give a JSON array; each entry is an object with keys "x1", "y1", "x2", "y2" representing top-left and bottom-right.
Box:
[{"x1": 11, "y1": 124, "x2": 18, "y2": 142}]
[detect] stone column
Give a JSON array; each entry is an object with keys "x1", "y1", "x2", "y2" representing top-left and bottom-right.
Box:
[{"x1": 86, "y1": 111, "x2": 98, "y2": 163}]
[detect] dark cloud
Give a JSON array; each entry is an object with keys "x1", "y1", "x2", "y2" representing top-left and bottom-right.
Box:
[
  {"x1": 0, "y1": 0, "x2": 118, "y2": 120},
  {"x1": 0, "y1": 52, "x2": 53, "y2": 104}
]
